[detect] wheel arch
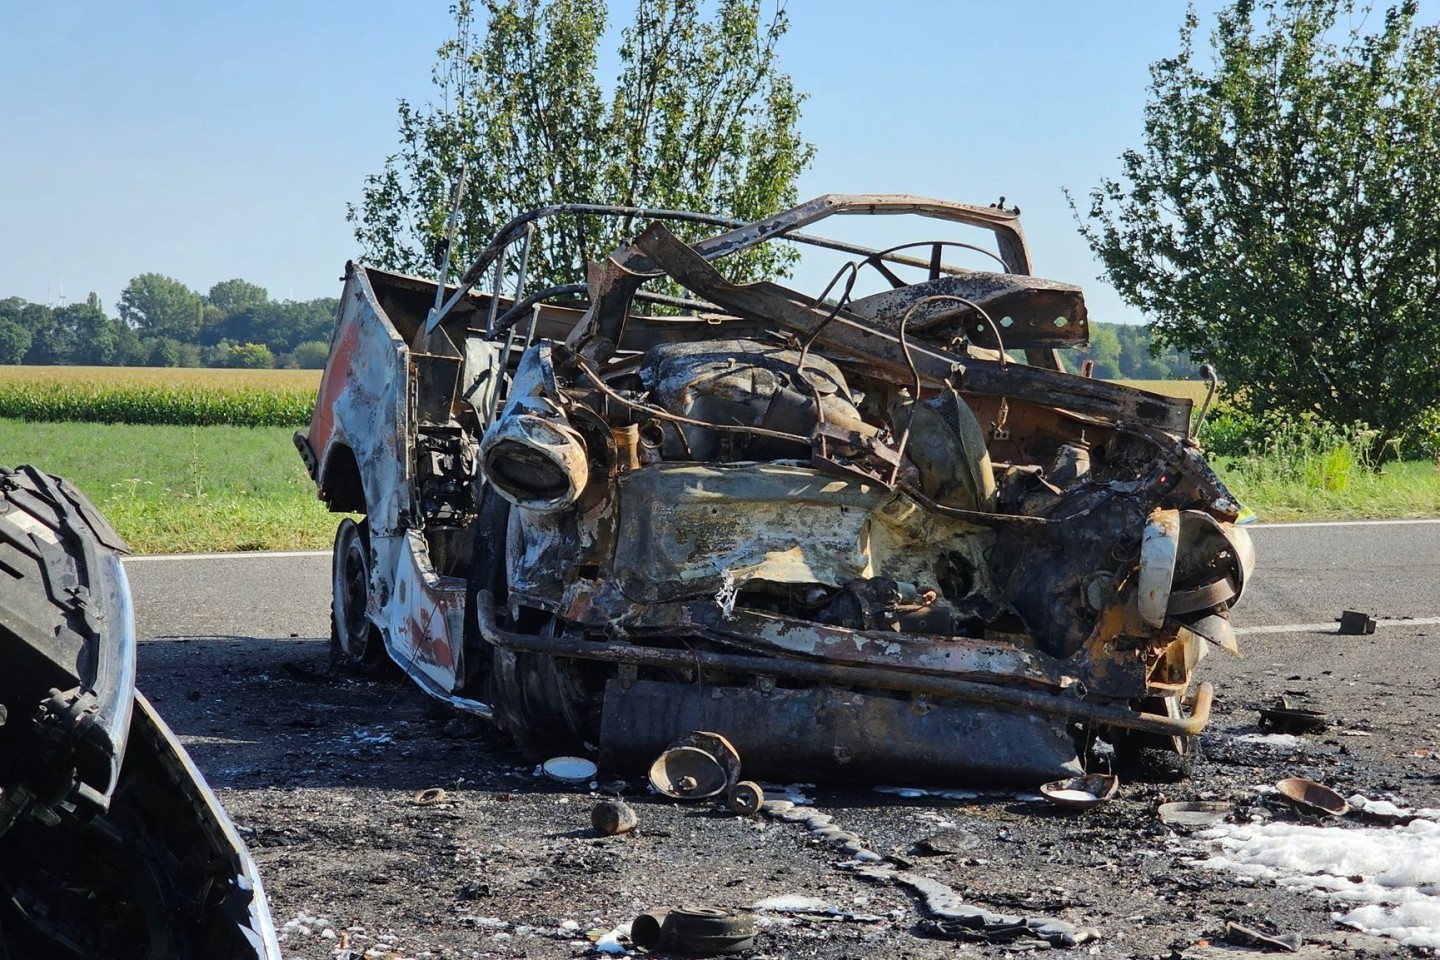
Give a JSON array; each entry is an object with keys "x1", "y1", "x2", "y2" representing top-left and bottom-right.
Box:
[{"x1": 318, "y1": 442, "x2": 366, "y2": 514}]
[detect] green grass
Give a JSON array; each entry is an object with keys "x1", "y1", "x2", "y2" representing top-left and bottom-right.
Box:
[
  {"x1": 1198, "y1": 406, "x2": 1440, "y2": 520},
  {"x1": 1214, "y1": 459, "x2": 1440, "y2": 522},
  {"x1": 0, "y1": 419, "x2": 340, "y2": 553}
]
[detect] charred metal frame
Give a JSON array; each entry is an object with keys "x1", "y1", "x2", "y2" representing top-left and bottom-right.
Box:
[
  {"x1": 300, "y1": 191, "x2": 1254, "y2": 784},
  {"x1": 474, "y1": 591, "x2": 1214, "y2": 738}
]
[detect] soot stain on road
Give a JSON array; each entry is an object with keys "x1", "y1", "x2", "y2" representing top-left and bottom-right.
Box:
[{"x1": 135, "y1": 631, "x2": 1440, "y2": 959}]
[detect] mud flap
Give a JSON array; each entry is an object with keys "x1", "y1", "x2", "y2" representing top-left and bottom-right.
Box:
[{"x1": 599, "y1": 680, "x2": 1083, "y2": 787}]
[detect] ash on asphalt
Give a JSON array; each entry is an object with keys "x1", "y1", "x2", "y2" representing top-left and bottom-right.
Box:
[{"x1": 137, "y1": 634, "x2": 1440, "y2": 960}]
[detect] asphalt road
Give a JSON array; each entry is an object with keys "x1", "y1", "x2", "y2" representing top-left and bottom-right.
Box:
[
  {"x1": 117, "y1": 519, "x2": 1440, "y2": 959},
  {"x1": 124, "y1": 519, "x2": 1440, "y2": 643}
]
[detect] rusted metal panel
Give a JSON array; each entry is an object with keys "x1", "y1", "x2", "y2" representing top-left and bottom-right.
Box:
[
  {"x1": 599, "y1": 680, "x2": 1084, "y2": 786},
  {"x1": 846, "y1": 273, "x2": 1090, "y2": 349}
]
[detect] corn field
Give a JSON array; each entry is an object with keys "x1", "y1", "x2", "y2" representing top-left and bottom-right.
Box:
[{"x1": 0, "y1": 380, "x2": 315, "y2": 427}]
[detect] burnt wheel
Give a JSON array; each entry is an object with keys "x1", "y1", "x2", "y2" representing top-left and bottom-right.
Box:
[
  {"x1": 1112, "y1": 695, "x2": 1195, "y2": 783},
  {"x1": 331, "y1": 517, "x2": 384, "y2": 669}
]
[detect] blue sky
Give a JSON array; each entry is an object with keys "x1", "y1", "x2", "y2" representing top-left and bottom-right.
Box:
[{"x1": 0, "y1": 1, "x2": 1413, "y2": 325}]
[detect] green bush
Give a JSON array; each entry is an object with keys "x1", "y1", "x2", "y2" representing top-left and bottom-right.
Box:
[
  {"x1": 1202, "y1": 408, "x2": 1394, "y2": 493},
  {"x1": 1405, "y1": 407, "x2": 1440, "y2": 463},
  {"x1": 0, "y1": 382, "x2": 313, "y2": 427},
  {"x1": 291, "y1": 340, "x2": 331, "y2": 369}
]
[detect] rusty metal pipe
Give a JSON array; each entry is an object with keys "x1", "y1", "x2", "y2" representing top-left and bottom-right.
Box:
[{"x1": 475, "y1": 591, "x2": 1213, "y2": 738}]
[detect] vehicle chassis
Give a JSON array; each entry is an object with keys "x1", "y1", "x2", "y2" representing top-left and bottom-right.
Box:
[{"x1": 297, "y1": 194, "x2": 1253, "y2": 785}]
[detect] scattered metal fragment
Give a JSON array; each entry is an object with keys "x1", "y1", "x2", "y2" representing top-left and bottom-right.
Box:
[
  {"x1": 1258, "y1": 697, "x2": 1328, "y2": 734},
  {"x1": 855, "y1": 864, "x2": 1099, "y2": 947},
  {"x1": 1040, "y1": 773, "x2": 1119, "y2": 810},
  {"x1": 1339, "y1": 610, "x2": 1378, "y2": 635},
  {"x1": 1274, "y1": 777, "x2": 1349, "y2": 817},
  {"x1": 1157, "y1": 800, "x2": 1232, "y2": 827},
  {"x1": 590, "y1": 798, "x2": 638, "y2": 836},
  {"x1": 413, "y1": 787, "x2": 449, "y2": 806},
  {"x1": 726, "y1": 780, "x2": 765, "y2": 815},
  {"x1": 629, "y1": 906, "x2": 755, "y2": 954},
  {"x1": 648, "y1": 731, "x2": 740, "y2": 799},
  {"x1": 541, "y1": 756, "x2": 597, "y2": 784},
  {"x1": 1223, "y1": 920, "x2": 1302, "y2": 952}
]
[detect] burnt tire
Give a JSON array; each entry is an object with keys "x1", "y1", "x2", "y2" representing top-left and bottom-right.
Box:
[
  {"x1": 489, "y1": 646, "x2": 592, "y2": 760},
  {"x1": 1114, "y1": 741, "x2": 1195, "y2": 783},
  {"x1": 330, "y1": 517, "x2": 386, "y2": 670},
  {"x1": 1111, "y1": 695, "x2": 1195, "y2": 783}
]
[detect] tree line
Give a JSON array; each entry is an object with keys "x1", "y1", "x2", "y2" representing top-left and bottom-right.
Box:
[
  {"x1": 0, "y1": 275, "x2": 338, "y2": 369},
  {"x1": 0, "y1": 268, "x2": 1190, "y2": 381},
  {"x1": 1072, "y1": 321, "x2": 1200, "y2": 381}
]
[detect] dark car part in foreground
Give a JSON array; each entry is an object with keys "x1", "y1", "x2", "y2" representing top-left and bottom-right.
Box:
[
  {"x1": 298, "y1": 194, "x2": 1254, "y2": 786},
  {"x1": 0, "y1": 465, "x2": 281, "y2": 959}
]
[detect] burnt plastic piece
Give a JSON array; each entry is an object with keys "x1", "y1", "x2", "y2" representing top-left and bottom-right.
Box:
[
  {"x1": 1339, "y1": 610, "x2": 1377, "y2": 635},
  {"x1": 1259, "y1": 698, "x2": 1328, "y2": 734}
]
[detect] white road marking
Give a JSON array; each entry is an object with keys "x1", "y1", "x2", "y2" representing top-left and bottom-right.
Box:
[
  {"x1": 123, "y1": 549, "x2": 329, "y2": 563},
  {"x1": 1235, "y1": 616, "x2": 1440, "y2": 636},
  {"x1": 1251, "y1": 517, "x2": 1440, "y2": 529}
]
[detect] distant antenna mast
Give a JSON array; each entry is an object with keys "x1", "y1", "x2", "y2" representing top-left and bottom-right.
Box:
[{"x1": 429, "y1": 161, "x2": 470, "y2": 323}]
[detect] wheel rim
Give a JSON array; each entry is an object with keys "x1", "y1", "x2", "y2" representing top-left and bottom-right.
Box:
[{"x1": 334, "y1": 523, "x2": 372, "y2": 659}]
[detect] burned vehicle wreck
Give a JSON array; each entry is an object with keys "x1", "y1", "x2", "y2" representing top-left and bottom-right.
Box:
[
  {"x1": 0, "y1": 466, "x2": 281, "y2": 959},
  {"x1": 298, "y1": 194, "x2": 1254, "y2": 785}
]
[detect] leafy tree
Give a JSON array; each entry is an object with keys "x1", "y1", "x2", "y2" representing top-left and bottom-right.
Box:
[
  {"x1": 56, "y1": 300, "x2": 122, "y2": 365},
  {"x1": 350, "y1": 0, "x2": 813, "y2": 288},
  {"x1": 0, "y1": 317, "x2": 31, "y2": 363},
  {"x1": 1077, "y1": 323, "x2": 1123, "y2": 379},
  {"x1": 145, "y1": 336, "x2": 184, "y2": 367},
  {"x1": 277, "y1": 298, "x2": 339, "y2": 352},
  {"x1": 1076, "y1": 0, "x2": 1440, "y2": 444},
  {"x1": 16, "y1": 302, "x2": 74, "y2": 364},
  {"x1": 212, "y1": 297, "x2": 337, "y2": 355},
  {"x1": 207, "y1": 279, "x2": 269, "y2": 315},
  {"x1": 118, "y1": 274, "x2": 205, "y2": 341},
  {"x1": 291, "y1": 340, "x2": 332, "y2": 369}
]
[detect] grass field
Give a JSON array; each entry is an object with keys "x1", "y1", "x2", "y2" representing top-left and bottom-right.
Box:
[
  {"x1": 1219, "y1": 458, "x2": 1440, "y2": 522},
  {"x1": 0, "y1": 419, "x2": 338, "y2": 553}
]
